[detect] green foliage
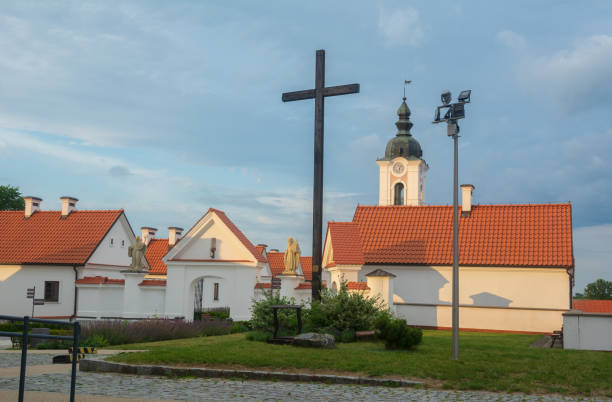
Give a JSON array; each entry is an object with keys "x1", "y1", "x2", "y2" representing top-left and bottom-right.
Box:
[
  {"x1": 0, "y1": 185, "x2": 25, "y2": 211},
  {"x1": 35, "y1": 340, "x2": 72, "y2": 349},
  {"x1": 584, "y1": 279, "x2": 612, "y2": 300},
  {"x1": 231, "y1": 321, "x2": 251, "y2": 333},
  {"x1": 249, "y1": 291, "x2": 300, "y2": 334},
  {"x1": 310, "y1": 282, "x2": 385, "y2": 335},
  {"x1": 80, "y1": 334, "x2": 109, "y2": 348},
  {"x1": 375, "y1": 313, "x2": 422, "y2": 350}
]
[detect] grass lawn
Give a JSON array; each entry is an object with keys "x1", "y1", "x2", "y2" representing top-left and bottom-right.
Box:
[{"x1": 108, "y1": 330, "x2": 611, "y2": 397}]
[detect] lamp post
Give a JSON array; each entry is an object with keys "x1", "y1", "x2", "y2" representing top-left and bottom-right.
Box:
[{"x1": 433, "y1": 89, "x2": 471, "y2": 360}]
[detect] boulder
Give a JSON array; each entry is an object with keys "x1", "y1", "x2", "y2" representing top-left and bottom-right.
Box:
[{"x1": 292, "y1": 332, "x2": 335, "y2": 349}]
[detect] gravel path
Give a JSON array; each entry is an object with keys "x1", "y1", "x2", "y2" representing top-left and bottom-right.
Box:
[{"x1": 0, "y1": 354, "x2": 605, "y2": 401}]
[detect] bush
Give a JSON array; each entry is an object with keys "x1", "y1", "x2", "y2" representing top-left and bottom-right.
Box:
[
  {"x1": 231, "y1": 321, "x2": 251, "y2": 333},
  {"x1": 80, "y1": 318, "x2": 232, "y2": 346},
  {"x1": 245, "y1": 330, "x2": 272, "y2": 342},
  {"x1": 310, "y1": 282, "x2": 384, "y2": 335},
  {"x1": 250, "y1": 291, "x2": 301, "y2": 335},
  {"x1": 375, "y1": 314, "x2": 422, "y2": 350}
]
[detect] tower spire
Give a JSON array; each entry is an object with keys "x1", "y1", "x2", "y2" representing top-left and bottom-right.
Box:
[{"x1": 396, "y1": 81, "x2": 413, "y2": 136}]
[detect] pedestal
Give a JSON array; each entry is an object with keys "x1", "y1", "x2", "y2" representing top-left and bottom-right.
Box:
[
  {"x1": 120, "y1": 270, "x2": 148, "y2": 318},
  {"x1": 277, "y1": 274, "x2": 303, "y2": 301}
]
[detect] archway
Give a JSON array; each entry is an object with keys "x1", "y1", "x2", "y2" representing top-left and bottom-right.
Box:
[
  {"x1": 190, "y1": 275, "x2": 227, "y2": 320},
  {"x1": 394, "y1": 182, "x2": 405, "y2": 205}
]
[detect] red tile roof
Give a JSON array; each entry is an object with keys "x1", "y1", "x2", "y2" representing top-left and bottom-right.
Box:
[
  {"x1": 295, "y1": 282, "x2": 312, "y2": 290},
  {"x1": 209, "y1": 209, "x2": 267, "y2": 263},
  {"x1": 347, "y1": 281, "x2": 370, "y2": 291},
  {"x1": 255, "y1": 282, "x2": 272, "y2": 289},
  {"x1": 327, "y1": 222, "x2": 365, "y2": 265},
  {"x1": 573, "y1": 300, "x2": 612, "y2": 313},
  {"x1": 139, "y1": 279, "x2": 166, "y2": 286},
  {"x1": 266, "y1": 251, "x2": 312, "y2": 280},
  {"x1": 0, "y1": 210, "x2": 123, "y2": 264},
  {"x1": 255, "y1": 245, "x2": 267, "y2": 262},
  {"x1": 75, "y1": 276, "x2": 125, "y2": 285},
  {"x1": 341, "y1": 204, "x2": 573, "y2": 267},
  {"x1": 145, "y1": 239, "x2": 169, "y2": 275}
]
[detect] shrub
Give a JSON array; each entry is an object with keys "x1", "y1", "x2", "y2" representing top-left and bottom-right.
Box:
[
  {"x1": 250, "y1": 291, "x2": 301, "y2": 334},
  {"x1": 375, "y1": 314, "x2": 422, "y2": 350},
  {"x1": 245, "y1": 330, "x2": 272, "y2": 342},
  {"x1": 231, "y1": 321, "x2": 251, "y2": 333},
  {"x1": 80, "y1": 318, "x2": 232, "y2": 346},
  {"x1": 311, "y1": 282, "x2": 385, "y2": 335}
]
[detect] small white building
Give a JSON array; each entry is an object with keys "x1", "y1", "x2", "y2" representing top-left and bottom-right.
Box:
[
  {"x1": 0, "y1": 196, "x2": 141, "y2": 319},
  {"x1": 321, "y1": 97, "x2": 575, "y2": 334}
]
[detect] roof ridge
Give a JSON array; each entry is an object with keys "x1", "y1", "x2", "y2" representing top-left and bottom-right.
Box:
[{"x1": 356, "y1": 203, "x2": 571, "y2": 208}]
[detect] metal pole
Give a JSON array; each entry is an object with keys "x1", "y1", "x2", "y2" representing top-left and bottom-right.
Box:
[
  {"x1": 451, "y1": 126, "x2": 460, "y2": 360},
  {"x1": 70, "y1": 321, "x2": 80, "y2": 402},
  {"x1": 18, "y1": 316, "x2": 29, "y2": 402},
  {"x1": 31, "y1": 286, "x2": 35, "y2": 318}
]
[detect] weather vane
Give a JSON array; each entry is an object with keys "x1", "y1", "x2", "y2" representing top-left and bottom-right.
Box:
[{"x1": 403, "y1": 80, "x2": 412, "y2": 99}]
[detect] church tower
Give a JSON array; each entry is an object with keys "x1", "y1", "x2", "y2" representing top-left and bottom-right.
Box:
[{"x1": 376, "y1": 96, "x2": 428, "y2": 206}]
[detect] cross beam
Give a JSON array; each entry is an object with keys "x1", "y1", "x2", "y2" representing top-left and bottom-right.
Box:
[{"x1": 282, "y1": 49, "x2": 359, "y2": 301}]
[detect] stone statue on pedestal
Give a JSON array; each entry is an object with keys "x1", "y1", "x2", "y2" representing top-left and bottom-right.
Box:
[
  {"x1": 283, "y1": 237, "x2": 301, "y2": 275},
  {"x1": 128, "y1": 236, "x2": 147, "y2": 271}
]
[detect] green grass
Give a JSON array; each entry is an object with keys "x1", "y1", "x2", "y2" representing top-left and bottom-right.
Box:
[{"x1": 107, "y1": 331, "x2": 611, "y2": 397}]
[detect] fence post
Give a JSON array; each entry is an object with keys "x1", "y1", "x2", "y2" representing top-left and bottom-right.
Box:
[
  {"x1": 18, "y1": 316, "x2": 29, "y2": 402},
  {"x1": 70, "y1": 321, "x2": 80, "y2": 402}
]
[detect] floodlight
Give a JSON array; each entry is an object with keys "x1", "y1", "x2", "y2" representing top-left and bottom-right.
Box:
[
  {"x1": 451, "y1": 103, "x2": 465, "y2": 119},
  {"x1": 443, "y1": 108, "x2": 452, "y2": 120},
  {"x1": 458, "y1": 90, "x2": 471, "y2": 103},
  {"x1": 441, "y1": 90, "x2": 452, "y2": 105}
]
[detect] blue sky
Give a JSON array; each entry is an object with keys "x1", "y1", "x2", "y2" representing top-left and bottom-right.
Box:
[{"x1": 0, "y1": 1, "x2": 610, "y2": 292}]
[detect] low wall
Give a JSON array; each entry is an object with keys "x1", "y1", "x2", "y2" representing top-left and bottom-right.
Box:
[
  {"x1": 563, "y1": 310, "x2": 612, "y2": 351},
  {"x1": 395, "y1": 303, "x2": 565, "y2": 333}
]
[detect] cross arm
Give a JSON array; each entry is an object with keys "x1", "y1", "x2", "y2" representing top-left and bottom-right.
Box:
[
  {"x1": 282, "y1": 89, "x2": 315, "y2": 102},
  {"x1": 282, "y1": 83, "x2": 360, "y2": 102}
]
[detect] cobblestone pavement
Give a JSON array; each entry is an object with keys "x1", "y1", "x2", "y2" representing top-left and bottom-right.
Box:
[
  {"x1": 0, "y1": 354, "x2": 605, "y2": 401},
  {"x1": 0, "y1": 352, "x2": 55, "y2": 368}
]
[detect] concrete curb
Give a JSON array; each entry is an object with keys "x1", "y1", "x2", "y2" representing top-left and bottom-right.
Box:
[{"x1": 80, "y1": 359, "x2": 422, "y2": 388}]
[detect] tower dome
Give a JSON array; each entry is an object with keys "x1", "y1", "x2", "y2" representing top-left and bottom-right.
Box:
[{"x1": 381, "y1": 98, "x2": 423, "y2": 160}]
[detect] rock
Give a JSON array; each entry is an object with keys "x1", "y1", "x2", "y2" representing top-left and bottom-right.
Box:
[{"x1": 292, "y1": 332, "x2": 335, "y2": 349}]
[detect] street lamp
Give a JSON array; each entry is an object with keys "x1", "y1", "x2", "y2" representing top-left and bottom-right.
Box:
[{"x1": 433, "y1": 89, "x2": 471, "y2": 360}]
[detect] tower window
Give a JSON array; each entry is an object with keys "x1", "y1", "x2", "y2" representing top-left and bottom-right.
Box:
[{"x1": 394, "y1": 183, "x2": 405, "y2": 206}]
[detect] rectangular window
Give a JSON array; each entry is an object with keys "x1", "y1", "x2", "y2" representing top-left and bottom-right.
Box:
[
  {"x1": 44, "y1": 281, "x2": 59, "y2": 302},
  {"x1": 213, "y1": 283, "x2": 219, "y2": 301},
  {"x1": 110, "y1": 238, "x2": 114, "y2": 247}
]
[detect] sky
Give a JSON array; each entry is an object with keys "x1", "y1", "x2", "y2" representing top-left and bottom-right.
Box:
[{"x1": 0, "y1": 1, "x2": 610, "y2": 292}]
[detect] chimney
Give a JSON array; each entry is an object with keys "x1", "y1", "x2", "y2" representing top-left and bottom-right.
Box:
[
  {"x1": 60, "y1": 196, "x2": 78, "y2": 218},
  {"x1": 141, "y1": 227, "x2": 157, "y2": 245},
  {"x1": 168, "y1": 227, "x2": 183, "y2": 247},
  {"x1": 460, "y1": 184, "x2": 475, "y2": 217},
  {"x1": 23, "y1": 196, "x2": 42, "y2": 218}
]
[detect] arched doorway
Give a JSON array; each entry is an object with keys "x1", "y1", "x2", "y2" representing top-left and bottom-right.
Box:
[{"x1": 190, "y1": 275, "x2": 226, "y2": 320}]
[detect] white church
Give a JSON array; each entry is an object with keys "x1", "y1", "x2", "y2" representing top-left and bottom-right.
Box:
[{"x1": 0, "y1": 97, "x2": 574, "y2": 333}]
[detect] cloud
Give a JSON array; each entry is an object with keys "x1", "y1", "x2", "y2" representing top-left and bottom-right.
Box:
[
  {"x1": 378, "y1": 7, "x2": 423, "y2": 47},
  {"x1": 497, "y1": 30, "x2": 525, "y2": 50},
  {"x1": 573, "y1": 224, "x2": 612, "y2": 292},
  {"x1": 109, "y1": 165, "x2": 132, "y2": 177},
  {"x1": 519, "y1": 35, "x2": 612, "y2": 111},
  {"x1": 349, "y1": 133, "x2": 382, "y2": 152}
]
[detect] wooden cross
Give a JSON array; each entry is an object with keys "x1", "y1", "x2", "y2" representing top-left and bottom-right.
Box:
[{"x1": 282, "y1": 49, "x2": 360, "y2": 301}]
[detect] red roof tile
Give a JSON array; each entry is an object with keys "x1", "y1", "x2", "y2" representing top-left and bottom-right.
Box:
[
  {"x1": 343, "y1": 204, "x2": 573, "y2": 267},
  {"x1": 347, "y1": 281, "x2": 370, "y2": 291},
  {"x1": 255, "y1": 282, "x2": 272, "y2": 289},
  {"x1": 255, "y1": 245, "x2": 267, "y2": 262},
  {"x1": 138, "y1": 279, "x2": 166, "y2": 286},
  {"x1": 573, "y1": 300, "x2": 612, "y2": 313},
  {"x1": 295, "y1": 282, "x2": 312, "y2": 290},
  {"x1": 75, "y1": 276, "x2": 125, "y2": 285},
  {"x1": 267, "y1": 252, "x2": 312, "y2": 280},
  {"x1": 327, "y1": 222, "x2": 365, "y2": 265},
  {"x1": 209, "y1": 209, "x2": 267, "y2": 263},
  {"x1": 145, "y1": 239, "x2": 169, "y2": 275},
  {"x1": 0, "y1": 210, "x2": 123, "y2": 264}
]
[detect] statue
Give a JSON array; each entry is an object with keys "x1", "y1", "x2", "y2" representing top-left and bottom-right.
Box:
[
  {"x1": 128, "y1": 236, "x2": 147, "y2": 271},
  {"x1": 283, "y1": 237, "x2": 301, "y2": 274}
]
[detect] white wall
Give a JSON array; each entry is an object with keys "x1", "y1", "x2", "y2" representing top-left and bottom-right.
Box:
[
  {"x1": 87, "y1": 215, "x2": 135, "y2": 271},
  {"x1": 77, "y1": 285, "x2": 124, "y2": 318},
  {"x1": 165, "y1": 262, "x2": 258, "y2": 321},
  {"x1": 563, "y1": 311, "x2": 612, "y2": 351},
  {"x1": 358, "y1": 265, "x2": 570, "y2": 333},
  {"x1": 0, "y1": 265, "x2": 75, "y2": 318}
]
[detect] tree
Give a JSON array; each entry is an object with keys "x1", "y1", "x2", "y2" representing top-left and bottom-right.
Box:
[
  {"x1": 583, "y1": 279, "x2": 612, "y2": 300},
  {"x1": 0, "y1": 185, "x2": 25, "y2": 211}
]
